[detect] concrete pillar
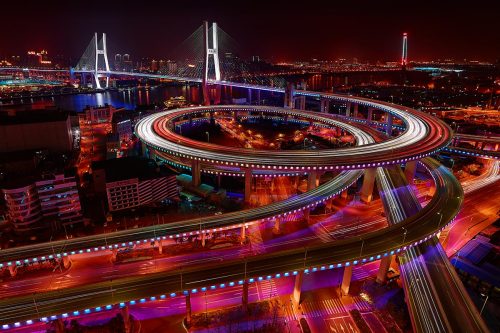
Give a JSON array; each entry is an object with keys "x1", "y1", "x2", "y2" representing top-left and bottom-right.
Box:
[
  {"x1": 233, "y1": 110, "x2": 238, "y2": 122},
  {"x1": 292, "y1": 271, "x2": 304, "y2": 306},
  {"x1": 376, "y1": 256, "x2": 392, "y2": 284},
  {"x1": 240, "y1": 225, "x2": 246, "y2": 244},
  {"x1": 247, "y1": 88, "x2": 252, "y2": 104},
  {"x1": 8, "y1": 265, "x2": 17, "y2": 277},
  {"x1": 111, "y1": 249, "x2": 118, "y2": 262},
  {"x1": 298, "y1": 96, "x2": 306, "y2": 110},
  {"x1": 273, "y1": 217, "x2": 281, "y2": 234},
  {"x1": 341, "y1": 266, "x2": 353, "y2": 296},
  {"x1": 256, "y1": 90, "x2": 261, "y2": 105},
  {"x1": 360, "y1": 168, "x2": 376, "y2": 203},
  {"x1": 386, "y1": 113, "x2": 393, "y2": 136},
  {"x1": 185, "y1": 293, "x2": 192, "y2": 326},
  {"x1": 244, "y1": 168, "x2": 252, "y2": 204},
  {"x1": 242, "y1": 281, "x2": 249, "y2": 312},
  {"x1": 217, "y1": 174, "x2": 222, "y2": 188},
  {"x1": 214, "y1": 85, "x2": 222, "y2": 104},
  {"x1": 122, "y1": 306, "x2": 131, "y2": 333},
  {"x1": 307, "y1": 171, "x2": 318, "y2": 191},
  {"x1": 201, "y1": 231, "x2": 206, "y2": 247},
  {"x1": 62, "y1": 256, "x2": 71, "y2": 269},
  {"x1": 353, "y1": 104, "x2": 359, "y2": 117},
  {"x1": 320, "y1": 99, "x2": 330, "y2": 113},
  {"x1": 156, "y1": 240, "x2": 163, "y2": 254},
  {"x1": 494, "y1": 143, "x2": 499, "y2": 152},
  {"x1": 191, "y1": 160, "x2": 201, "y2": 187},
  {"x1": 480, "y1": 142, "x2": 486, "y2": 150},
  {"x1": 404, "y1": 160, "x2": 418, "y2": 184},
  {"x1": 54, "y1": 319, "x2": 65, "y2": 333},
  {"x1": 367, "y1": 107, "x2": 374, "y2": 125},
  {"x1": 341, "y1": 189, "x2": 348, "y2": 200},
  {"x1": 346, "y1": 102, "x2": 351, "y2": 117},
  {"x1": 284, "y1": 82, "x2": 295, "y2": 108}
]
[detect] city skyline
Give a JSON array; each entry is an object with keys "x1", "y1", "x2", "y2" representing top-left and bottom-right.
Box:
[{"x1": 0, "y1": 0, "x2": 499, "y2": 62}]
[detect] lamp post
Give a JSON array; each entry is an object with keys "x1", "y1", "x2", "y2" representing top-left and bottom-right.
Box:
[
  {"x1": 402, "y1": 226, "x2": 408, "y2": 246},
  {"x1": 205, "y1": 131, "x2": 210, "y2": 143},
  {"x1": 479, "y1": 293, "x2": 489, "y2": 316}
]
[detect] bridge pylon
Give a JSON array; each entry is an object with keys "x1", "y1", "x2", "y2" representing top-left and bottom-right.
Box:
[
  {"x1": 202, "y1": 21, "x2": 221, "y2": 105},
  {"x1": 93, "y1": 33, "x2": 110, "y2": 89},
  {"x1": 75, "y1": 33, "x2": 110, "y2": 89}
]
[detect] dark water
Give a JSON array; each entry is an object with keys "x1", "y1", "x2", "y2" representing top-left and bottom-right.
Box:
[
  {"x1": 54, "y1": 85, "x2": 204, "y2": 111},
  {"x1": 0, "y1": 71, "x2": 430, "y2": 112},
  {"x1": 0, "y1": 85, "x2": 203, "y2": 112}
]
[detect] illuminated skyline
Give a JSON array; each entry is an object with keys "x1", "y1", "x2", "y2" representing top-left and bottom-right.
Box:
[{"x1": 0, "y1": 0, "x2": 499, "y2": 62}]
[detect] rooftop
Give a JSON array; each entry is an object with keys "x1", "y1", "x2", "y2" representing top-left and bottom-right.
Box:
[{"x1": 92, "y1": 157, "x2": 176, "y2": 183}]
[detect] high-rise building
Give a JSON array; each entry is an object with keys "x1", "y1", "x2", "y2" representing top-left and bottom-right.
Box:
[
  {"x1": 122, "y1": 54, "x2": 133, "y2": 71},
  {"x1": 114, "y1": 54, "x2": 122, "y2": 71}
]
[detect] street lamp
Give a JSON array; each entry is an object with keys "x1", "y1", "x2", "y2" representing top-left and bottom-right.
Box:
[
  {"x1": 359, "y1": 237, "x2": 364, "y2": 258},
  {"x1": 479, "y1": 293, "x2": 489, "y2": 316},
  {"x1": 205, "y1": 131, "x2": 210, "y2": 143},
  {"x1": 402, "y1": 226, "x2": 408, "y2": 245},
  {"x1": 437, "y1": 212, "x2": 443, "y2": 229},
  {"x1": 303, "y1": 138, "x2": 308, "y2": 149}
]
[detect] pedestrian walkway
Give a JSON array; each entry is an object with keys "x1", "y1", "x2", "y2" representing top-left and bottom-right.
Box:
[{"x1": 301, "y1": 297, "x2": 346, "y2": 318}]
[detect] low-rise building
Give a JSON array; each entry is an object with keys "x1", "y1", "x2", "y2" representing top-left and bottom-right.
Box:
[
  {"x1": 0, "y1": 108, "x2": 73, "y2": 153},
  {"x1": 79, "y1": 104, "x2": 124, "y2": 124},
  {"x1": 92, "y1": 157, "x2": 178, "y2": 212}
]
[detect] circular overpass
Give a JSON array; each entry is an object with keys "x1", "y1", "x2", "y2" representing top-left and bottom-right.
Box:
[{"x1": 135, "y1": 97, "x2": 452, "y2": 171}]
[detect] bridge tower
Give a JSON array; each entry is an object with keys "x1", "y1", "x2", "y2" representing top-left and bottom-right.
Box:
[
  {"x1": 202, "y1": 21, "x2": 221, "y2": 105},
  {"x1": 94, "y1": 33, "x2": 110, "y2": 89},
  {"x1": 401, "y1": 32, "x2": 408, "y2": 70},
  {"x1": 75, "y1": 33, "x2": 110, "y2": 89}
]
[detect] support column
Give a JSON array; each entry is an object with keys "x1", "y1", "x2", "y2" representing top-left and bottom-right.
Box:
[
  {"x1": 404, "y1": 160, "x2": 418, "y2": 184},
  {"x1": 240, "y1": 225, "x2": 246, "y2": 244},
  {"x1": 256, "y1": 90, "x2": 261, "y2": 105},
  {"x1": 242, "y1": 281, "x2": 249, "y2": 312},
  {"x1": 244, "y1": 168, "x2": 252, "y2": 204},
  {"x1": 284, "y1": 82, "x2": 295, "y2": 108},
  {"x1": 233, "y1": 110, "x2": 238, "y2": 122},
  {"x1": 156, "y1": 239, "x2": 163, "y2": 254},
  {"x1": 367, "y1": 107, "x2": 374, "y2": 125},
  {"x1": 298, "y1": 96, "x2": 306, "y2": 110},
  {"x1": 353, "y1": 104, "x2": 359, "y2": 117},
  {"x1": 214, "y1": 85, "x2": 221, "y2": 105},
  {"x1": 273, "y1": 217, "x2": 281, "y2": 234},
  {"x1": 341, "y1": 266, "x2": 353, "y2": 296},
  {"x1": 386, "y1": 113, "x2": 393, "y2": 136},
  {"x1": 292, "y1": 271, "x2": 304, "y2": 306},
  {"x1": 307, "y1": 171, "x2": 318, "y2": 191},
  {"x1": 122, "y1": 306, "x2": 131, "y2": 333},
  {"x1": 360, "y1": 168, "x2": 376, "y2": 203},
  {"x1": 8, "y1": 265, "x2": 17, "y2": 278},
  {"x1": 62, "y1": 256, "x2": 71, "y2": 269},
  {"x1": 346, "y1": 102, "x2": 351, "y2": 117},
  {"x1": 185, "y1": 293, "x2": 192, "y2": 326},
  {"x1": 191, "y1": 160, "x2": 201, "y2": 187},
  {"x1": 376, "y1": 256, "x2": 393, "y2": 284},
  {"x1": 247, "y1": 88, "x2": 252, "y2": 105}
]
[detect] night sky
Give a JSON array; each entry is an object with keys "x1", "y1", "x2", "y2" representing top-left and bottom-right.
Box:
[{"x1": 1, "y1": 0, "x2": 499, "y2": 63}]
